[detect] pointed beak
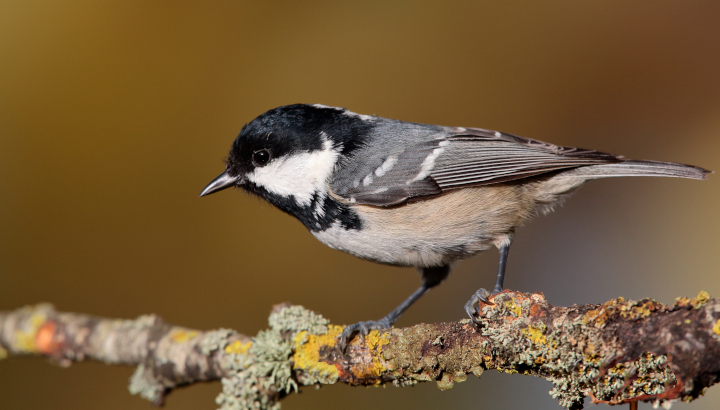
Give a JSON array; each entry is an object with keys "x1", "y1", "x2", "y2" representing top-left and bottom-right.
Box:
[{"x1": 199, "y1": 170, "x2": 241, "y2": 197}]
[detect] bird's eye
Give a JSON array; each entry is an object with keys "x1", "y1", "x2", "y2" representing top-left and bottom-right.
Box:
[{"x1": 252, "y1": 149, "x2": 271, "y2": 167}]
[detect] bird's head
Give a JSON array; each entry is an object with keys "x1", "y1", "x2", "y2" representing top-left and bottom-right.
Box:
[{"x1": 200, "y1": 104, "x2": 374, "y2": 211}]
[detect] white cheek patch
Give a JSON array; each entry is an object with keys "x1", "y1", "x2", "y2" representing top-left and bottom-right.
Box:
[{"x1": 247, "y1": 140, "x2": 340, "y2": 207}]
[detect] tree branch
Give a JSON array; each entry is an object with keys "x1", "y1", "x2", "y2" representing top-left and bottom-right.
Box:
[{"x1": 1, "y1": 291, "x2": 719, "y2": 409}]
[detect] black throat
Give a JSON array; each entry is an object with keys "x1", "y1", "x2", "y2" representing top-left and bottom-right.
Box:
[{"x1": 242, "y1": 182, "x2": 362, "y2": 232}]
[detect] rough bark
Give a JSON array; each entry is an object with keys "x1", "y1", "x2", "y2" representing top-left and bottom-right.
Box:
[{"x1": 1, "y1": 290, "x2": 719, "y2": 409}]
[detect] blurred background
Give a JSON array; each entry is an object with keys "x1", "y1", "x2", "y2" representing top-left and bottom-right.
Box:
[{"x1": 1, "y1": 1, "x2": 719, "y2": 409}]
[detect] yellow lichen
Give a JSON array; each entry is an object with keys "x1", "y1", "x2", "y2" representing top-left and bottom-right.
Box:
[
  {"x1": 361, "y1": 330, "x2": 391, "y2": 378},
  {"x1": 293, "y1": 325, "x2": 342, "y2": 384},
  {"x1": 225, "y1": 340, "x2": 252, "y2": 354},
  {"x1": 693, "y1": 290, "x2": 711, "y2": 308},
  {"x1": 713, "y1": 319, "x2": 720, "y2": 335},
  {"x1": 170, "y1": 330, "x2": 198, "y2": 343},
  {"x1": 365, "y1": 330, "x2": 390, "y2": 351},
  {"x1": 676, "y1": 291, "x2": 712, "y2": 309},
  {"x1": 13, "y1": 310, "x2": 48, "y2": 352},
  {"x1": 521, "y1": 325, "x2": 547, "y2": 345},
  {"x1": 14, "y1": 330, "x2": 37, "y2": 352},
  {"x1": 620, "y1": 299, "x2": 663, "y2": 320},
  {"x1": 0, "y1": 346, "x2": 7, "y2": 360},
  {"x1": 504, "y1": 298, "x2": 522, "y2": 317}
]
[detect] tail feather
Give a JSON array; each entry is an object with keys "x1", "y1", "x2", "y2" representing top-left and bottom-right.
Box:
[{"x1": 556, "y1": 160, "x2": 711, "y2": 181}]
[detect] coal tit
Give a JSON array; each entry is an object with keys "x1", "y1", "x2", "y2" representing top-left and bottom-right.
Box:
[{"x1": 200, "y1": 104, "x2": 709, "y2": 346}]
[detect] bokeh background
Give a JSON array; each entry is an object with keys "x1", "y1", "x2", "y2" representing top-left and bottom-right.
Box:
[{"x1": 1, "y1": 1, "x2": 719, "y2": 409}]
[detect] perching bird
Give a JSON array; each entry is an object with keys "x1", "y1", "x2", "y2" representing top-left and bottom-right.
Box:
[{"x1": 200, "y1": 104, "x2": 709, "y2": 347}]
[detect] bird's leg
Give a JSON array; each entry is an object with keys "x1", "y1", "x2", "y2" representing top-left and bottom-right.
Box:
[
  {"x1": 464, "y1": 238, "x2": 512, "y2": 322},
  {"x1": 339, "y1": 265, "x2": 450, "y2": 351},
  {"x1": 493, "y1": 242, "x2": 510, "y2": 294}
]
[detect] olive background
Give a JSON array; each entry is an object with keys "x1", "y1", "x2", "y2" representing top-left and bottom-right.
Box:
[{"x1": 1, "y1": 1, "x2": 719, "y2": 409}]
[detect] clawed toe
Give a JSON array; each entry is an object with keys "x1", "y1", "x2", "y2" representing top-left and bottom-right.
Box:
[
  {"x1": 339, "y1": 318, "x2": 392, "y2": 352},
  {"x1": 464, "y1": 288, "x2": 497, "y2": 325}
]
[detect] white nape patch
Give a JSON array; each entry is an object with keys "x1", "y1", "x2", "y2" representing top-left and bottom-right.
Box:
[
  {"x1": 363, "y1": 173, "x2": 374, "y2": 186},
  {"x1": 374, "y1": 155, "x2": 398, "y2": 177},
  {"x1": 494, "y1": 131, "x2": 502, "y2": 138},
  {"x1": 314, "y1": 195, "x2": 325, "y2": 218},
  {"x1": 408, "y1": 141, "x2": 448, "y2": 183},
  {"x1": 247, "y1": 134, "x2": 340, "y2": 207},
  {"x1": 349, "y1": 197, "x2": 356, "y2": 203},
  {"x1": 340, "y1": 109, "x2": 374, "y2": 121},
  {"x1": 310, "y1": 104, "x2": 374, "y2": 121}
]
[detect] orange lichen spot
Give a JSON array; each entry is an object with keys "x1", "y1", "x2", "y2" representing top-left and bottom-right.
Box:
[
  {"x1": 35, "y1": 321, "x2": 59, "y2": 354},
  {"x1": 582, "y1": 303, "x2": 612, "y2": 327},
  {"x1": 529, "y1": 303, "x2": 542, "y2": 317},
  {"x1": 170, "y1": 330, "x2": 198, "y2": 343},
  {"x1": 619, "y1": 299, "x2": 661, "y2": 320},
  {"x1": 584, "y1": 341, "x2": 596, "y2": 355},
  {"x1": 225, "y1": 340, "x2": 252, "y2": 355}
]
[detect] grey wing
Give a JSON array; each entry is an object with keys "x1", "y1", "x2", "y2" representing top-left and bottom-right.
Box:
[
  {"x1": 431, "y1": 128, "x2": 620, "y2": 189},
  {"x1": 330, "y1": 126, "x2": 621, "y2": 206},
  {"x1": 329, "y1": 137, "x2": 446, "y2": 206}
]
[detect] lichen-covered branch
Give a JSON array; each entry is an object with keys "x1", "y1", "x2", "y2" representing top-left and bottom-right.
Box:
[{"x1": 1, "y1": 291, "x2": 720, "y2": 410}]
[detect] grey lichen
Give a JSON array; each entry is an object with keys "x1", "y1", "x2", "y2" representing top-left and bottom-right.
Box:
[
  {"x1": 128, "y1": 363, "x2": 164, "y2": 404},
  {"x1": 475, "y1": 293, "x2": 679, "y2": 409},
  {"x1": 268, "y1": 304, "x2": 329, "y2": 335},
  {"x1": 201, "y1": 328, "x2": 236, "y2": 355},
  {"x1": 251, "y1": 329, "x2": 297, "y2": 394},
  {"x1": 215, "y1": 304, "x2": 328, "y2": 410}
]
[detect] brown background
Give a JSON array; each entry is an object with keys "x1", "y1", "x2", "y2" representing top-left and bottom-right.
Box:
[{"x1": 1, "y1": 1, "x2": 719, "y2": 409}]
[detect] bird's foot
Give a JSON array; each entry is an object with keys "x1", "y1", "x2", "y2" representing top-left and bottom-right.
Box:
[
  {"x1": 339, "y1": 317, "x2": 393, "y2": 352},
  {"x1": 464, "y1": 288, "x2": 501, "y2": 326}
]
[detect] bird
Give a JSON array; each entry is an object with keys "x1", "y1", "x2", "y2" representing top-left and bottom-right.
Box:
[{"x1": 200, "y1": 103, "x2": 710, "y2": 347}]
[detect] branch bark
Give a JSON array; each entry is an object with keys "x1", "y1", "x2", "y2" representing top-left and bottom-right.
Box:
[{"x1": 1, "y1": 290, "x2": 719, "y2": 409}]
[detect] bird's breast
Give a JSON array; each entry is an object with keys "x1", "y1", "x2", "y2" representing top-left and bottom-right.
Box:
[{"x1": 311, "y1": 185, "x2": 535, "y2": 267}]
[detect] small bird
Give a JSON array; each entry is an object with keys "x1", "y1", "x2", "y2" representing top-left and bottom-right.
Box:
[{"x1": 200, "y1": 104, "x2": 709, "y2": 346}]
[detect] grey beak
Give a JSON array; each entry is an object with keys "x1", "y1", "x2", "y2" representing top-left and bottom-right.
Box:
[{"x1": 199, "y1": 171, "x2": 240, "y2": 197}]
